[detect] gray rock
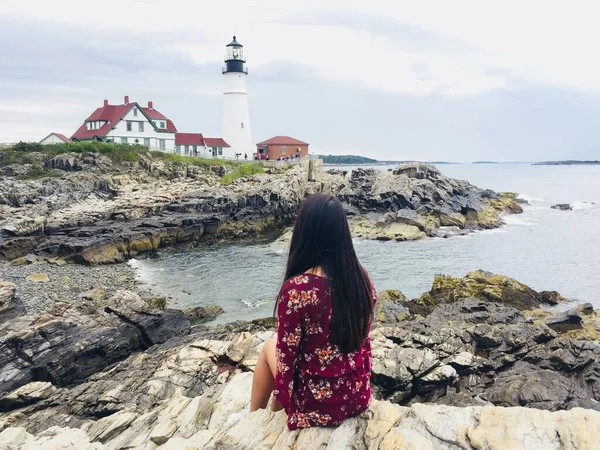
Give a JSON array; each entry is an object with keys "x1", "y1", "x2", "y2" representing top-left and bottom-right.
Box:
[
  {"x1": 551, "y1": 203, "x2": 573, "y2": 211},
  {"x1": 0, "y1": 282, "x2": 26, "y2": 324},
  {"x1": 545, "y1": 308, "x2": 584, "y2": 333},
  {"x1": 184, "y1": 305, "x2": 225, "y2": 324}
]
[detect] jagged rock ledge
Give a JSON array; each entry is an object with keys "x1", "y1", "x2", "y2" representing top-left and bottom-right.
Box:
[
  {"x1": 1, "y1": 152, "x2": 522, "y2": 264},
  {"x1": 1, "y1": 395, "x2": 598, "y2": 449},
  {"x1": 0, "y1": 271, "x2": 599, "y2": 448}
]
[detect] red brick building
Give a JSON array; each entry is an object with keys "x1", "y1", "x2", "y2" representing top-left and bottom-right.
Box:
[{"x1": 256, "y1": 136, "x2": 309, "y2": 160}]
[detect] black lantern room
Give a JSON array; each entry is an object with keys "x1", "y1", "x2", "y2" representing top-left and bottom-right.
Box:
[{"x1": 223, "y1": 36, "x2": 248, "y2": 74}]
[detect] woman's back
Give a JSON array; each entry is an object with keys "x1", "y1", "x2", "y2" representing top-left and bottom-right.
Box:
[{"x1": 274, "y1": 273, "x2": 376, "y2": 429}]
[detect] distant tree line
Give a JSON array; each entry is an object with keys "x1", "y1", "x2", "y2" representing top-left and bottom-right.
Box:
[{"x1": 317, "y1": 154, "x2": 378, "y2": 164}]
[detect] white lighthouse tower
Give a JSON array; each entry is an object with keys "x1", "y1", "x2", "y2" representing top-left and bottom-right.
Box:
[{"x1": 221, "y1": 36, "x2": 253, "y2": 159}]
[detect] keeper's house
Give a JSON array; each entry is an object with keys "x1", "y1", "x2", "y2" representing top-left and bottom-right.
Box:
[
  {"x1": 70, "y1": 96, "x2": 177, "y2": 152},
  {"x1": 256, "y1": 136, "x2": 309, "y2": 160},
  {"x1": 63, "y1": 96, "x2": 231, "y2": 158}
]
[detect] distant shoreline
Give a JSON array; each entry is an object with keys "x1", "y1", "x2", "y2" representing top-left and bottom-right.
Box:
[{"x1": 533, "y1": 160, "x2": 600, "y2": 166}]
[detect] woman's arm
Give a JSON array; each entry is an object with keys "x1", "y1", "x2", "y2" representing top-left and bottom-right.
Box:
[{"x1": 273, "y1": 282, "x2": 303, "y2": 413}]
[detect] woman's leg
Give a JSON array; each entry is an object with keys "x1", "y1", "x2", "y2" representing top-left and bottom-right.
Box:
[{"x1": 250, "y1": 337, "x2": 284, "y2": 412}]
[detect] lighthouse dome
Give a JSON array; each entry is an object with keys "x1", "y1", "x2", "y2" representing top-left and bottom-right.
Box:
[{"x1": 223, "y1": 36, "x2": 247, "y2": 74}]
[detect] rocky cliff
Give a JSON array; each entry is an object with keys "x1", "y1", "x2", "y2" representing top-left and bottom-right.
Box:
[
  {"x1": 1, "y1": 150, "x2": 521, "y2": 264},
  {"x1": 338, "y1": 164, "x2": 523, "y2": 241},
  {"x1": 0, "y1": 272, "x2": 598, "y2": 449},
  {"x1": 0, "y1": 152, "x2": 320, "y2": 264}
]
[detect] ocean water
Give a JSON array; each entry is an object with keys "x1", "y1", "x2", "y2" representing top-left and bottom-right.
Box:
[{"x1": 131, "y1": 163, "x2": 600, "y2": 323}]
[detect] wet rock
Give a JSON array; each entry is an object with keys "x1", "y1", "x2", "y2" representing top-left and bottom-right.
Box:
[
  {"x1": 374, "y1": 290, "x2": 409, "y2": 323},
  {"x1": 540, "y1": 290, "x2": 567, "y2": 305},
  {"x1": 184, "y1": 305, "x2": 225, "y2": 324},
  {"x1": 551, "y1": 203, "x2": 573, "y2": 211},
  {"x1": 545, "y1": 308, "x2": 584, "y2": 333},
  {"x1": 405, "y1": 270, "x2": 554, "y2": 316}
]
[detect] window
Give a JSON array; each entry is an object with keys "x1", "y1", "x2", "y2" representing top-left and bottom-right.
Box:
[
  {"x1": 175, "y1": 145, "x2": 179, "y2": 153},
  {"x1": 160, "y1": 121, "x2": 166, "y2": 129},
  {"x1": 144, "y1": 138, "x2": 150, "y2": 147},
  {"x1": 241, "y1": 122, "x2": 244, "y2": 129},
  {"x1": 133, "y1": 108, "x2": 138, "y2": 117},
  {"x1": 121, "y1": 137, "x2": 127, "y2": 144},
  {"x1": 281, "y1": 146, "x2": 287, "y2": 155},
  {"x1": 126, "y1": 121, "x2": 132, "y2": 131},
  {"x1": 159, "y1": 139, "x2": 165, "y2": 150},
  {"x1": 138, "y1": 122, "x2": 144, "y2": 132},
  {"x1": 218, "y1": 147, "x2": 223, "y2": 156},
  {"x1": 184, "y1": 145, "x2": 189, "y2": 154}
]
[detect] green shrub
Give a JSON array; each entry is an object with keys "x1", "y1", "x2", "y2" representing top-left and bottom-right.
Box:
[
  {"x1": 16, "y1": 164, "x2": 62, "y2": 180},
  {"x1": 12, "y1": 141, "x2": 44, "y2": 152},
  {"x1": 1, "y1": 141, "x2": 148, "y2": 165},
  {"x1": 221, "y1": 162, "x2": 264, "y2": 185}
]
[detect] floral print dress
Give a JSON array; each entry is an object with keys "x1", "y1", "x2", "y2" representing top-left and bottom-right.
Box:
[{"x1": 273, "y1": 273, "x2": 376, "y2": 430}]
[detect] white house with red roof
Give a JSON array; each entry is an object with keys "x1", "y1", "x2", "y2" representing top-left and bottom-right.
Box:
[
  {"x1": 71, "y1": 96, "x2": 177, "y2": 152},
  {"x1": 63, "y1": 96, "x2": 233, "y2": 158},
  {"x1": 40, "y1": 132, "x2": 71, "y2": 145}
]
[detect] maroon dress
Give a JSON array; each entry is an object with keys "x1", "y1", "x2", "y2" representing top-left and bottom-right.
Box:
[{"x1": 273, "y1": 273, "x2": 376, "y2": 430}]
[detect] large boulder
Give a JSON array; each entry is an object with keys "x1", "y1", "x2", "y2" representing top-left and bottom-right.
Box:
[
  {"x1": 0, "y1": 290, "x2": 190, "y2": 394},
  {"x1": 404, "y1": 270, "x2": 556, "y2": 316},
  {"x1": 336, "y1": 164, "x2": 522, "y2": 241},
  {"x1": 374, "y1": 290, "x2": 409, "y2": 323}
]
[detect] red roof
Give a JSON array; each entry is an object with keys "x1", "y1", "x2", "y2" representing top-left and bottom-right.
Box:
[
  {"x1": 162, "y1": 119, "x2": 178, "y2": 133},
  {"x1": 72, "y1": 103, "x2": 133, "y2": 140},
  {"x1": 54, "y1": 133, "x2": 71, "y2": 142},
  {"x1": 141, "y1": 107, "x2": 167, "y2": 120},
  {"x1": 41, "y1": 132, "x2": 71, "y2": 143},
  {"x1": 175, "y1": 133, "x2": 204, "y2": 146},
  {"x1": 256, "y1": 136, "x2": 309, "y2": 146},
  {"x1": 71, "y1": 100, "x2": 177, "y2": 140},
  {"x1": 203, "y1": 138, "x2": 230, "y2": 148}
]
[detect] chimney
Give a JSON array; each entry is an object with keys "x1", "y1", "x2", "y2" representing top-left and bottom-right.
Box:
[
  {"x1": 148, "y1": 101, "x2": 153, "y2": 109},
  {"x1": 124, "y1": 95, "x2": 130, "y2": 104},
  {"x1": 103, "y1": 99, "x2": 108, "y2": 107}
]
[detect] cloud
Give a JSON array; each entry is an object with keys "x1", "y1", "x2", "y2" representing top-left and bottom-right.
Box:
[{"x1": 1, "y1": 0, "x2": 600, "y2": 161}]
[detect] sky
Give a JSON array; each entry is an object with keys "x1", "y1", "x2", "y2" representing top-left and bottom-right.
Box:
[{"x1": 1, "y1": 0, "x2": 600, "y2": 162}]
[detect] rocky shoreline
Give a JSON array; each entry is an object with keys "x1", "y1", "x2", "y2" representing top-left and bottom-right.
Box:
[
  {"x1": 1, "y1": 149, "x2": 522, "y2": 265},
  {"x1": 4, "y1": 148, "x2": 591, "y2": 448},
  {"x1": 0, "y1": 270, "x2": 599, "y2": 448}
]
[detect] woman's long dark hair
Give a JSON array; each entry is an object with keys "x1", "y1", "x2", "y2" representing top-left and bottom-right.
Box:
[{"x1": 281, "y1": 194, "x2": 373, "y2": 353}]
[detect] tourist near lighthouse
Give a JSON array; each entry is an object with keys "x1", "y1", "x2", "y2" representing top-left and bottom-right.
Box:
[{"x1": 221, "y1": 36, "x2": 253, "y2": 159}]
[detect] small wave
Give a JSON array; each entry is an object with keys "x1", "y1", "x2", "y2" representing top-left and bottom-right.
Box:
[
  {"x1": 128, "y1": 258, "x2": 140, "y2": 268},
  {"x1": 503, "y1": 215, "x2": 538, "y2": 226},
  {"x1": 572, "y1": 201, "x2": 595, "y2": 210},
  {"x1": 480, "y1": 228, "x2": 508, "y2": 234},
  {"x1": 241, "y1": 297, "x2": 275, "y2": 308},
  {"x1": 517, "y1": 194, "x2": 545, "y2": 203}
]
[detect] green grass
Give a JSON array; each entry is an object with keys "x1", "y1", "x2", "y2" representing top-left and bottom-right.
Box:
[
  {"x1": 1, "y1": 141, "x2": 148, "y2": 166},
  {"x1": 221, "y1": 162, "x2": 265, "y2": 185},
  {"x1": 1, "y1": 142, "x2": 264, "y2": 184},
  {"x1": 149, "y1": 151, "x2": 239, "y2": 168}
]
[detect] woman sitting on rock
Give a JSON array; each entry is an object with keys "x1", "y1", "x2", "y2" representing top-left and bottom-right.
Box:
[{"x1": 250, "y1": 194, "x2": 377, "y2": 429}]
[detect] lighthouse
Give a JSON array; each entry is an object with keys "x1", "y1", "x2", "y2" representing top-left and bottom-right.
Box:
[{"x1": 221, "y1": 36, "x2": 253, "y2": 159}]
